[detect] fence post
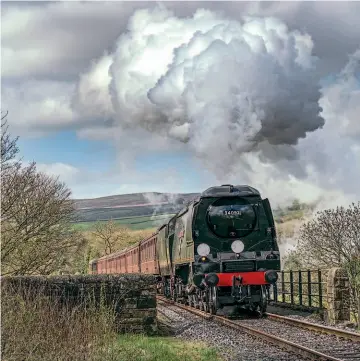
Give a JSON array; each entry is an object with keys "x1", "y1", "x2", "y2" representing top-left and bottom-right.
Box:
[
  {"x1": 281, "y1": 271, "x2": 285, "y2": 303},
  {"x1": 307, "y1": 270, "x2": 312, "y2": 307},
  {"x1": 290, "y1": 270, "x2": 294, "y2": 304},
  {"x1": 326, "y1": 268, "x2": 350, "y2": 325},
  {"x1": 298, "y1": 271, "x2": 303, "y2": 306},
  {"x1": 274, "y1": 282, "x2": 278, "y2": 302},
  {"x1": 318, "y1": 269, "x2": 323, "y2": 309}
]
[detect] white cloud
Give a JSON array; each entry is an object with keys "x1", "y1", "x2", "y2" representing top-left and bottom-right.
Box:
[
  {"x1": 1, "y1": 2, "x2": 141, "y2": 79},
  {"x1": 33, "y1": 159, "x2": 192, "y2": 200},
  {"x1": 2, "y1": 2, "x2": 360, "y2": 205},
  {"x1": 71, "y1": 6, "x2": 359, "y2": 207},
  {"x1": 319, "y1": 49, "x2": 360, "y2": 138},
  {"x1": 3, "y1": 1, "x2": 359, "y2": 135},
  {"x1": 73, "y1": 53, "x2": 114, "y2": 119},
  {"x1": 36, "y1": 162, "x2": 81, "y2": 184},
  {"x1": 2, "y1": 80, "x2": 78, "y2": 135},
  {"x1": 104, "y1": 7, "x2": 323, "y2": 174}
]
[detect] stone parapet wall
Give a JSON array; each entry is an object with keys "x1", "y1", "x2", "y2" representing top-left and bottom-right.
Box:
[{"x1": 1, "y1": 274, "x2": 157, "y2": 334}]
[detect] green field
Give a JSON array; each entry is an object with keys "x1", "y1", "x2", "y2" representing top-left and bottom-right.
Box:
[{"x1": 72, "y1": 214, "x2": 175, "y2": 231}]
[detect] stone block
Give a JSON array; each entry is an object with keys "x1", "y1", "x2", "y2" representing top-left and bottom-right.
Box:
[
  {"x1": 137, "y1": 296, "x2": 156, "y2": 309},
  {"x1": 326, "y1": 268, "x2": 350, "y2": 325},
  {"x1": 124, "y1": 297, "x2": 138, "y2": 309},
  {"x1": 143, "y1": 316, "x2": 156, "y2": 325}
]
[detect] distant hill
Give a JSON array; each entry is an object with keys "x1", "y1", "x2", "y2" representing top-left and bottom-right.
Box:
[
  {"x1": 73, "y1": 191, "x2": 312, "y2": 227},
  {"x1": 73, "y1": 192, "x2": 200, "y2": 223}
]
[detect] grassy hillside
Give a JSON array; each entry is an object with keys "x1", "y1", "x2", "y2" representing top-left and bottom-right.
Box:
[
  {"x1": 73, "y1": 192, "x2": 313, "y2": 231},
  {"x1": 74, "y1": 192, "x2": 199, "y2": 209},
  {"x1": 75, "y1": 204, "x2": 179, "y2": 223},
  {"x1": 73, "y1": 192, "x2": 199, "y2": 225},
  {"x1": 73, "y1": 214, "x2": 175, "y2": 231}
]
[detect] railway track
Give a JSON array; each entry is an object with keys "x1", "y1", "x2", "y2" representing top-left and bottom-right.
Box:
[
  {"x1": 265, "y1": 312, "x2": 360, "y2": 342},
  {"x1": 157, "y1": 295, "x2": 360, "y2": 361}
]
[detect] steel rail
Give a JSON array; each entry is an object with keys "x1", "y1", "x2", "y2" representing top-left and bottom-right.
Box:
[
  {"x1": 265, "y1": 312, "x2": 360, "y2": 342},
  {"x1": 157, "y1": 296, "x2": 213, "y2": 320},
  {"x1": 157, "y1": 296, "x2": 346, "y2": 361}
]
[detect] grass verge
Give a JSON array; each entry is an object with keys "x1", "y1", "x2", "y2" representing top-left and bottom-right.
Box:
[{"x1": 108, "y1": 335, "x2": 221, "y2": 361}]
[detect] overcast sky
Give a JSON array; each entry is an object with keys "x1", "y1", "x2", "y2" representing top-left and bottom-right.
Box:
[{"x1": 2, "y1": 1, "x2": 359, "y2": 207}]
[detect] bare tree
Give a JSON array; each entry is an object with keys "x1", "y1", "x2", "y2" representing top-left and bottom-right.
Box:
[
  {"x1": 296, "y1": 204, "x2": 360, "y2": 268},
  {"x1": 1, "y1": 111, "x2": 19, "y2": 170},
  {"x1": 91, "y1": 220, "x2": 130, "y2": 255},
  {"x1": 293, "y1": 203, "x2": 360, "y2": 325},
  {"x1": 1, "y1": 116, "x2": 77, "y2": 275}
]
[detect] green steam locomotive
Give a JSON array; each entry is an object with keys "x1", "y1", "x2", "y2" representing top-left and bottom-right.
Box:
[{"x1": 156, "y1": 184, "x2": 280, "y2": 315}]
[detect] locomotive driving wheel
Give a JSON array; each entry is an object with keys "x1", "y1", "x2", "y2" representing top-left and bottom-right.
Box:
[
  {"x1": 198, "y1": 290, "x2": 204, "y2": 311},
  {"x1": 193, "y1": 294, "x2": 200, "y2": 309},
  {"x1": 203, "y1": 290, "x2": 209, "y2": 313},
  {"x1": 209, "y1": 286, "x2": 219, "y2": 315},
  {"x1": 258, "y1": 285, "x2": 268, "y2": 317}
]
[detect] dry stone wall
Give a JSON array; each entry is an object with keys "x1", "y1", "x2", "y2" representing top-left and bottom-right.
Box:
[{"x1": 1, "y1": 274, "x2": 157, "y2": 334}]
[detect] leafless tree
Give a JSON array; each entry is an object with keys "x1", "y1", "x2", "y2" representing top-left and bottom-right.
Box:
[
  {"x1": 91, "y1": 220, "x2": 130, "y2": 255},
  {"x1": 293, "y1": 203, "x2": 360, "y2": 325},
  {"x1": 296, "y1": 204, "x2": 360, "y2": 267},
  {"x1": 1, "y1": 115, "x2": 77, "y2": 275},
  {"x1": 1, "y1": 111, "x2": 19, "y2": 170}
]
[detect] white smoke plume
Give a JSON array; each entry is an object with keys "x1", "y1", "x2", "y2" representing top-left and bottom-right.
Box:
[
  {"x1": 107, "y1": 7, "x2": 323, "y2": 174},
  {"x1": 74, "y1": 5, "x2": 359, "y2": 209},
  {"x1": 142, "y1": 191, "x2": 187, "y2": 226}
]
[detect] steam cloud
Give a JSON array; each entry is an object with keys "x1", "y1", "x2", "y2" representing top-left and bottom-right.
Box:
[
  {"x1": 106, "y1": 7, "x2": 324, "y2": 174},
  {"x1": 74, "y1": 6, "x2": 359, "y2": 207}
]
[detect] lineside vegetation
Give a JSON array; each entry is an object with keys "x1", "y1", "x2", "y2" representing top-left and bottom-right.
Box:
[
  {"x1": 283, "y1": 203, "x2": 360, "y2": 326},
  {"x1": 1, "y1": 282, "x2": 220, "y2": 361}
]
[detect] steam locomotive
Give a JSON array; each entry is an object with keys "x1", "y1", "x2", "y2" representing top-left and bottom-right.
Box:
[{"x1": 89, "y1": 184, "x2": 280, "y2": 315}]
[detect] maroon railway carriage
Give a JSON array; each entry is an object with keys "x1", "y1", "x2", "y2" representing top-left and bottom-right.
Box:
[{"x1": 93, "y1": 232, "x2": 159, "y2": 275}]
